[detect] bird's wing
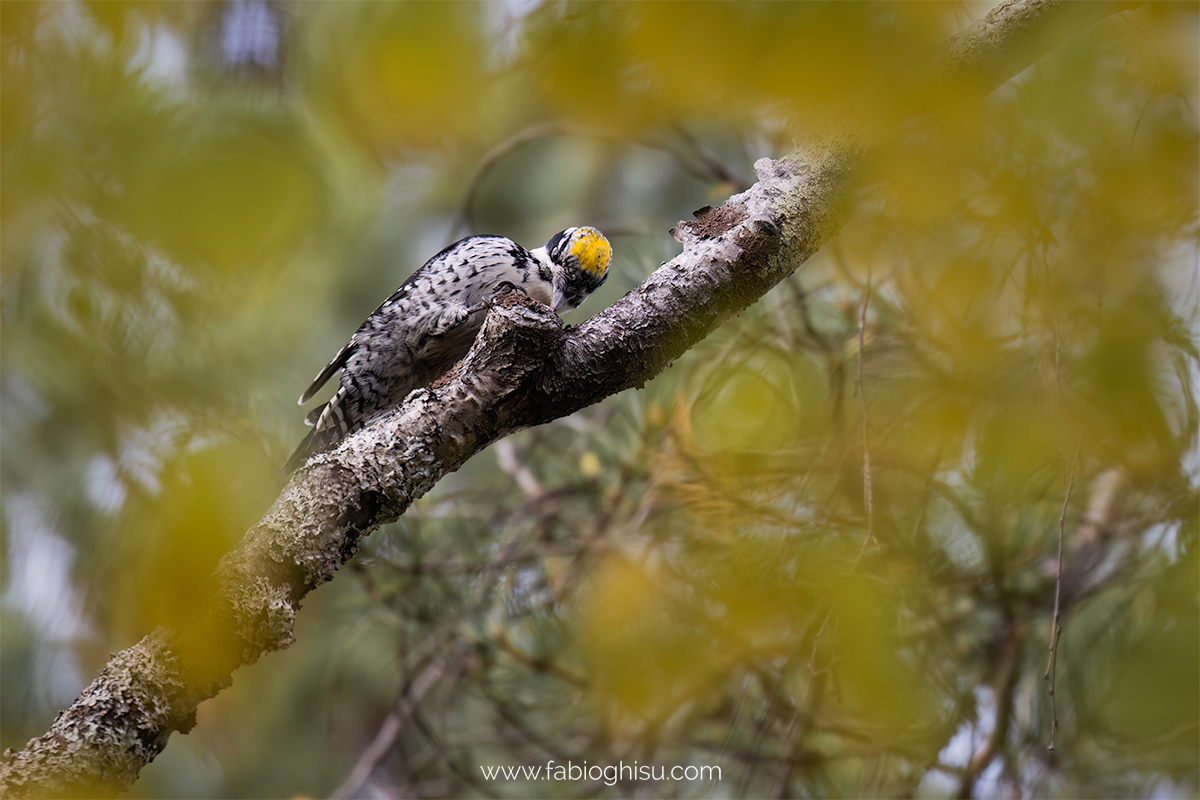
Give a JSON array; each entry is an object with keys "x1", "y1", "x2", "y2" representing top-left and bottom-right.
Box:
[{"x1": 296, "y1": 275, "x2": 422, "y2": 406}]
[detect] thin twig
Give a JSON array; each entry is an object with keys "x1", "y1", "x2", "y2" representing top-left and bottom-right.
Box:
[
  {"x1": 492, "y1": 626, "x2": 587, "y2": 688},
  {"x1": 495, "y1": 438, "x2": 546, "y2": 499},
  {"x1": 331, "y1": 635, "x2": 462, "y2": 799},
  {"x1": 1044, "y1": 437, "x2": 1081, "y2": 751},
  {"x1": 770, "y1": 710, "x2": 803, "y2": 799},
  {"x1": 856, "y1": 272, "x2": 875, "y2": 562},
  {"x1": 957, "y1": 620, "x2": 1024, "y2": 799},
  {"x1": 450, "y1": 122, "x2": 567, "y2": 240},
  {"x1": 673, "y1": 124, "x2": 753, "y2": 191},
  {"x1": 736, "y1": 672, "x2": 783, "y2": 798}
]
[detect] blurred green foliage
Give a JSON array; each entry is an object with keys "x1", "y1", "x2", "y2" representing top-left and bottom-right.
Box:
[{"x1": 1, "y1": 1, "x2": 1197, "y2": 798}]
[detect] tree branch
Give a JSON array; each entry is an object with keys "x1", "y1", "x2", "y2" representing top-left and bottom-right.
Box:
[{"x1": 0, "y1": 1, "x2": 1142, "y2": 796}]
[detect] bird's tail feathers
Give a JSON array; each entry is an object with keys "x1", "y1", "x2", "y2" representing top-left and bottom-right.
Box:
[
  {"x1": 285, "y1": 389, "x2": 354, "y2": 474},
  {"x1": 283, "y1": 426, "x2": 321, "y2": 475}
]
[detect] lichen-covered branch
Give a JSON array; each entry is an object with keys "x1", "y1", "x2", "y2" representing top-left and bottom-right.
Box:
[{"x1": 0, "y1": 1, "x2": 1142, "y2": 796}]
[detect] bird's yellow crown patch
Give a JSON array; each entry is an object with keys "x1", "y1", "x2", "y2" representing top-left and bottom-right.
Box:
[{"x1": 571, "y1": 227, "x2": 612, "y2": 277}]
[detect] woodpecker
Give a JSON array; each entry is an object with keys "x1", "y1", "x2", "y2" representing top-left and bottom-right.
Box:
[{"x1": 286, "y1": 227, "x2": 612, "y2": 472}]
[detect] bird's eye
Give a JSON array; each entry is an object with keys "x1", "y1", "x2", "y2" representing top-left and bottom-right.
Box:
[{"x1": 545, "y1": 230, "x2": 569, "y2": 259}]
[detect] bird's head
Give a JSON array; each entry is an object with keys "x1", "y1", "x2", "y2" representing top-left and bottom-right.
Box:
[{"x1": 545, "y1": 226, "x2": 612, "y2": 312}]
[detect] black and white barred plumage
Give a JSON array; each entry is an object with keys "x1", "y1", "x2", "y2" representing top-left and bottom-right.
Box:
[{"x1": 285, "y1": 227, "x2": 611, "y2": 472}]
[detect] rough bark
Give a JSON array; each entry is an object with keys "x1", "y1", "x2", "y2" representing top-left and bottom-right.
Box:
[{"x1": 0, "y1": 1, "x2": 1141, "y2": 796}]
